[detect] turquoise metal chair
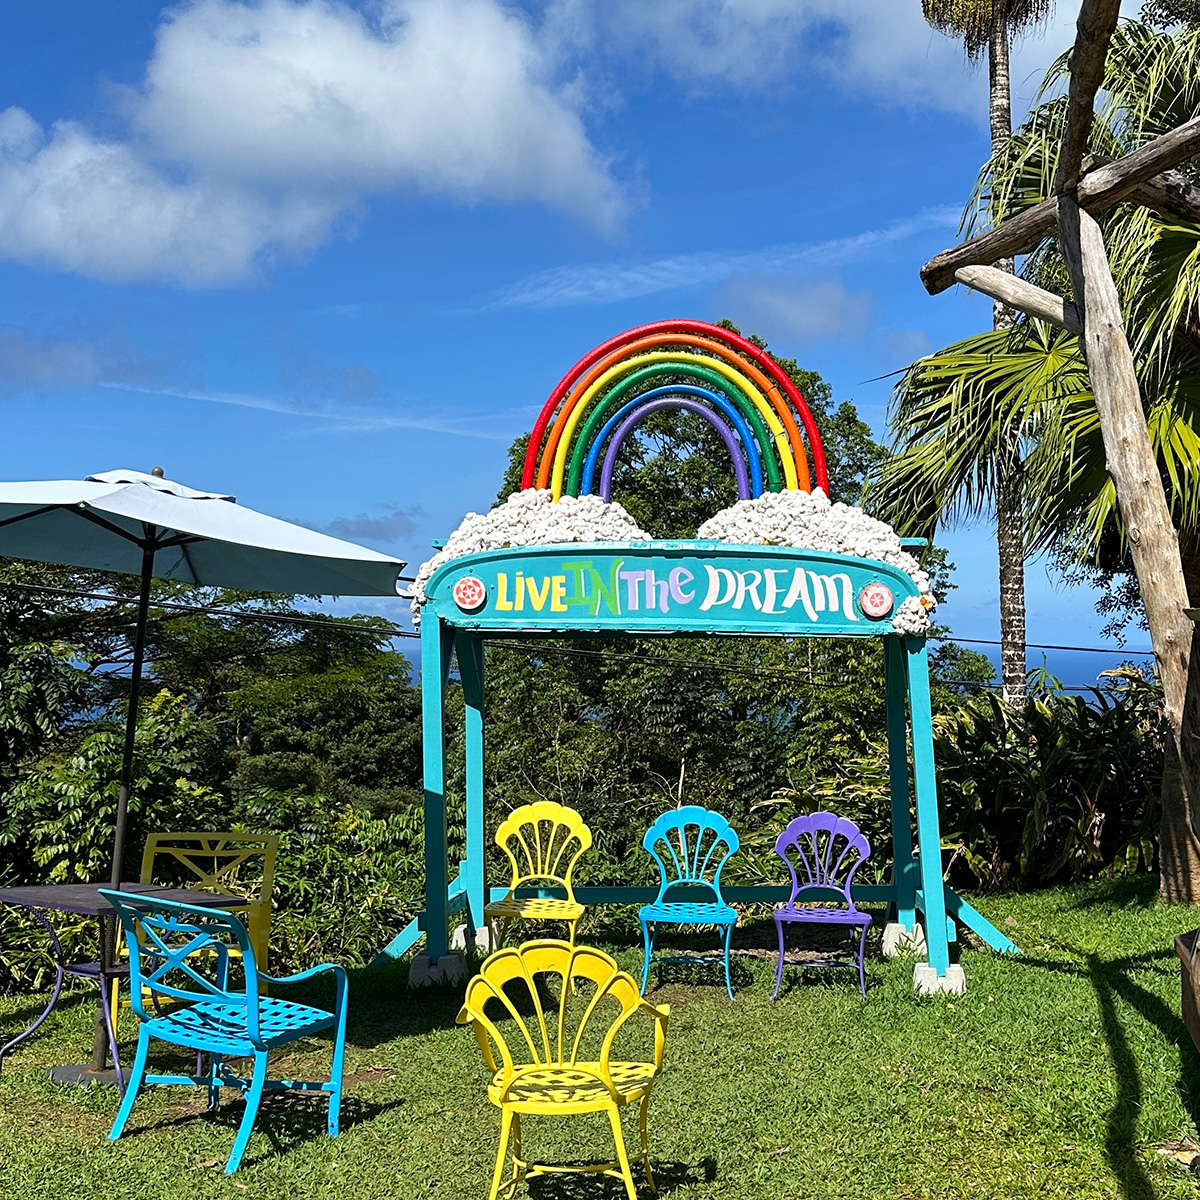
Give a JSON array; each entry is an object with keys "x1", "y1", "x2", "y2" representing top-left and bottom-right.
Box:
[
  {"x1": 638, "y1": 806, "x2": 740, "y2": 1000},
  {"x1": 99, "y1": 889, "x2": 348, "y2": 1175}
]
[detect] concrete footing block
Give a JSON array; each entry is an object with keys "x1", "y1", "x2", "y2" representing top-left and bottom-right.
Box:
[
  {"x1": 436, "y1": 952, "x2": 469, "y2": 986},
  {"x1": 407, "y1": 953, "x2": 435, "y2": 988},
  {"x1": 913, "y1": 962, "x2": 966, "y2": 995},
  {"x1": 408, "y1": 950, "x2": 470, "y2": 988},
  {"x1": 882, "y1": 921, "x2": 927, "y2": 958},
  {"x1": 451, "y1": 922, "x2": 495, "y2": 954}
]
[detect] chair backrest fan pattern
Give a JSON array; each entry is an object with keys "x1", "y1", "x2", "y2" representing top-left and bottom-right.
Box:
[
  {"x1": 776, "y1": 811, "x2": 870, "y2": 906},
  {"x1": 496, "y1": 802, "x2": 592, "y2": 894},
  {"x1": 460, "y1": 943, "x2": 644, "y2": 1079},
  {"x1": 643, "y1": 805, "x2": 739, "y2": 905}
]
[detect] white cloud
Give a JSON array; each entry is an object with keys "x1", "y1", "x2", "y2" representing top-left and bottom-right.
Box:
[
  {"x1": 721, "y1": 277, "x2": 872, "y2": 348},
  {"x1": 325, "y1": 504, "x2": 426, "y2": 545},
  {"x1": 590, "y1": 0, "x2": 1143, "y2": 120},
  {"x1": 0, "y1": 324, "x2": 159, "y2": 391},
  {"x1": 99, "y1": 379, "x2": 518, "y2": 439},
  {"x1": 0, "y1": 0, "x2": 624, "y2": 285},
  {"x1": 474, "y1": 207, "x2": 957, "y2": 310}
]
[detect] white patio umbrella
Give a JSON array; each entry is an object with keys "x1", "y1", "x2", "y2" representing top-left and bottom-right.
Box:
[{"x1": 0, "y1": 468, "x2": 406, "y2": 885}]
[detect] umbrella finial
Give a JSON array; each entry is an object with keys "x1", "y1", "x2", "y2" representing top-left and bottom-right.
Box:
[{"x1": 151, "y1": 466, "x2": 165, "y2": 478}]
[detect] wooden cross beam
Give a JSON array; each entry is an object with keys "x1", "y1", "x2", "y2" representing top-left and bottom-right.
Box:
[{"x1": 921, "y1": 121, "x2": 1200, "y2": 295}]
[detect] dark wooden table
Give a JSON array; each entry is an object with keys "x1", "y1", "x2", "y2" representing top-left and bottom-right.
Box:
[{"x1": 0, "y1": 883, "x2": 250, "y2": 1089}]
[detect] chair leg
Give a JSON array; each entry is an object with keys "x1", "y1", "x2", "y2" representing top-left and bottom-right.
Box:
[
  {"x1": 857, "y1": 923, "x2": 870, "y2": 1001},
  {"x1": 722, "y1": 925, "x2": 734, "y2": 1001},
  {"x1": 328, "y1": 978, "x2": 348, "y2": 1137},
  {"x1": 108, "y1": 1026, "x2": 150, "y2": 1141},
  {"x1": 208, "y1": 1054, "x2": 222, "y2": 1109},
  {"x1": 512, "y1": 1113, "x2": 525, "y2": 1192},
  {"x1": 100, "y1": 977, "x2": 124, "y2": 1093},
  {"x1": 225, "y1": 1050, "x2": 268, "y2": 1174},
  {"x1": 639, "y1": 1094, "x2": 656, "y2": 1195},
  {"x1": 488, "y1": 1108, "x2": 515, "y2": 1200},
  {"x1": 771, "y1": 918, "x2": 787, "y2": 1001},
  {"x1": 606, "y1": 1104, "x2": 639, "y2": 1200},
  {"x1": 639, "y1": 920, "x2": 652, "y2": 996}
]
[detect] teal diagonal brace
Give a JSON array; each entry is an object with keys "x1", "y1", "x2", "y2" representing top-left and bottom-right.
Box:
[
  {"x1": 944, "y1": 886, "x2": 1020, "y2": 955},
  {"x1": 369, "y1": 870, "x2": 469, "y2": 965}
]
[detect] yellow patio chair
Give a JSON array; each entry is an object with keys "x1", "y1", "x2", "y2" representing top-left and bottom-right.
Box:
[
  {"x1": 111, "y1": 832, "x2": 279, "y2": 1025},
  {"x1": 140, "y1": 832, "x2": 279, "y2": 970},
  {"x1": 457, "y1": 940, "x2": 671, "y2": 1200},
  {"x1": 484, "y1": 802, "x2": 591, "y2": 951}
]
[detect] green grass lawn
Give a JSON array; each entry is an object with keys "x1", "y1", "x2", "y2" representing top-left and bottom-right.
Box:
[{"x1": 3, "y1": 876, "x2": 1200, "y2": 1199}]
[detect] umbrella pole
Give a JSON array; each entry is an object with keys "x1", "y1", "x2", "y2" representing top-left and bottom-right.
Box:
[{"x1": 109, "y1": 546, "x2": 155, "y2": 889}]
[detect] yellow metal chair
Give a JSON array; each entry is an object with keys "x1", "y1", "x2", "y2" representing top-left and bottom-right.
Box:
[
  {"x1": 111, "y1": 832, "x2": 279, "y2": 1025},
  {"x1": 140, "y1": 832, "x2": 279, "y2": 970},
  {"x1": 484, "y1": 802, "x2": 591, "y2": 951},
  {"x1": 457, "y1": 940, "x2": 670, "y2": 1200}
]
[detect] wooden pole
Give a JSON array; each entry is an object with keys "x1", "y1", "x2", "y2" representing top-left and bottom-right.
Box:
[
  {"x1": 1058, "y1": 194, "x2": 1200, "y2": 899},
  {"x1": 954, "y1": 266, "x2": 1082, "y2": 332},
  {"x1": 1055, "y1": 0, "x2": 1122, "y2": 192}
]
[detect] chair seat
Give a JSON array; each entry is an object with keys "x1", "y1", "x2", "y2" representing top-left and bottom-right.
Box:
[
  {"x1": 639, "y1": 901, "x2": 737, "y2": 925},
  {"x1": 488, "y1": 1061, "x2": 657, "y2": 1111},
  {"x1": 485, "y1": 896, "x2": 584, "y2": 922},
  {"x1": 775, "y1": 905, "x2": 871, "y2": 926},
  {"x1": 146, "y1": 996, "x2": 336, "y2": 1055}
]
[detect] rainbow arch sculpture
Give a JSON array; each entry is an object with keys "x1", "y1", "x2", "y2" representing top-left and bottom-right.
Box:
[{"x1": 520, "y1": 319, "x2": 830, "y2": 502}]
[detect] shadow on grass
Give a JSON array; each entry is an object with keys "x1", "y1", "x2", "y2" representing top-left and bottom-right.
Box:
[
  {"x1": 523, "y1": 1156, "x2": 717, "y2": 1198},
  {"x1": 0, "y1": 986, "x2": 95, "y2": 1059},
  {"x1": 124, "y1": 1090, "x2": 404, "y2": 1170},
  {"x1": 1062, "y1": 873, "x2": 1163, "y2": 913},
  {"x1": 1013, "y1": 938, "x2": 1200, "y2": 1200},
  {"x1": 644, "y1": 956, "x2": 753, "y2": 995}
]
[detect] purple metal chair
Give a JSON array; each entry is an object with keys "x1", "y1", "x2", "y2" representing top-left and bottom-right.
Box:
[{"x1": 771, "y1": 812, "x2": 872, "y2": 1000}]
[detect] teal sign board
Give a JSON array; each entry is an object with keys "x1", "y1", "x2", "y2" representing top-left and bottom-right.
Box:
[{"x1": 423, "y1": 542, "x2": 921, "y2": 637}]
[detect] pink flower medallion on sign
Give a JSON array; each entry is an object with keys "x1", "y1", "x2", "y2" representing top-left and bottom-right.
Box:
[
  {"x1": 859, "y1": 582, "x2": 894, "y2": 619},
  {"x1": 453, "y1": 576, "x2": 487, "y2": 612}
]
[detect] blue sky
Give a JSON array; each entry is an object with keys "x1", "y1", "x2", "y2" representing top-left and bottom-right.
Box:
[{"x1": 0, "y1": 0, "x2": 1151, "y2": 683}]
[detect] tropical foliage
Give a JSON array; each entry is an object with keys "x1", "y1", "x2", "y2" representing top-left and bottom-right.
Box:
[{"x1": 877, "y1": 21, "x2": 1200, "y2": 592}]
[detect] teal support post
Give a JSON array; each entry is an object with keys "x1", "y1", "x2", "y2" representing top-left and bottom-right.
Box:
[
  {"x1": 422, "y1": 618, "x2": 454, "y2": 960},
  {"x1": 458, "y1": 631, "x2": 487, "y2": 934},
  {"x1": 905, "y1": 636, "x2": 952, "y2": 975},
  {"x1": 884, "y1": 637, "x2": 918, "y2": 931}
]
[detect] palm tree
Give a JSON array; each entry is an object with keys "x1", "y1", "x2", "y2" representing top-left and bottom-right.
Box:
[
  {"x1": 878, "y1": 19, "x2": 1200, "y2": 898},
  {"x1": 921, "y1": 1, "x2": 1054, "y2": 708}
]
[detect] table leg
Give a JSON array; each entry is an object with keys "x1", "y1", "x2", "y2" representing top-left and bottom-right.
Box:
[
  {"x1": 48, "y1": 914, "x2": 125, "y2": 1091},
  {"x1": 90, "y1": 916, "x2": 111, "y2": 1071},
  {"x1": 0, "y1": 904, "x2": 65, "y2": 1070},
  {"x1": 93, "y1": 915, "x2": 124, "y2": 1090}
]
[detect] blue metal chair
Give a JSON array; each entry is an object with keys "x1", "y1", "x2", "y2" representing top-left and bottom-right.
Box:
[
  {"x1": 99, "y1": 889, "x2": 348, "y2": 1174},
  {"x1": 638, "y1": 806, "x2": 740, "y2": 1000}
]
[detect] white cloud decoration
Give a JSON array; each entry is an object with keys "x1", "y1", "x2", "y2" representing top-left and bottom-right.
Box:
[{"x1": 412, "y1": 486, "x2": 936, "y2": 635}]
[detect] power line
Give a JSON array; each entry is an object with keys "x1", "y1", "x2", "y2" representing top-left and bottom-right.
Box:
[
  {"x1": 936, "y1": 634, "x2": 1154, "y2": 656},
  {"x1": 0, "y1": 580, "x2": 418, "y2": 639},
  {"x1": 4, "y1": 578, "x2": 1156, "y2": 657}
]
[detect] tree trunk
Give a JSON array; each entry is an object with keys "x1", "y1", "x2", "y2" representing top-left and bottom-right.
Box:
[
  {"x1": 1058, "y1": 194, "x2": 1200, "y2": 901},
  {"x1": 990, "y1": 12, "x2": 1028, "y2": 711}
]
